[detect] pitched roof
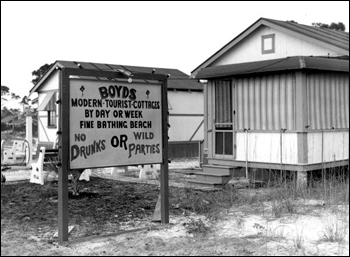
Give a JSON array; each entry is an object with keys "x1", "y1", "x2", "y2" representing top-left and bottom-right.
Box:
[
  {"x1": 195, "y1": 56, "x2": 349, "y2": 79},
  {"x1": 264, "y1": 18, "x2": 348, "y2": 51},
  {"x1": 29, "y1": 60, "x2": 202, "y2": 95},
  {"x1": 191, "y1": 17, "x2": 349, "y2": 77},
  {"x1": 1, "y1": 114, "x2": 18, "y2": 123}
]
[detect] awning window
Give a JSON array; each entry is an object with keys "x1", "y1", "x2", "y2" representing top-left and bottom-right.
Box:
[{"x1": 37, "y1": 91, "x2": 56, "y2": 111}]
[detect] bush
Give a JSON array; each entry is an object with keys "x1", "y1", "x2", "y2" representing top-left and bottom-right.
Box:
[{"x1": 1, "y1": 122, "x2": 10, "y2": 131}]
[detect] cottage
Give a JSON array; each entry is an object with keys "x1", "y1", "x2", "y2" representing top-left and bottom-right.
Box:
[
  {"x1": 29, "y1": 60, "x2": 203, "y2": 160},
  {"x1": 191, "y1": 18, "x2": 349, "y2": 186}
]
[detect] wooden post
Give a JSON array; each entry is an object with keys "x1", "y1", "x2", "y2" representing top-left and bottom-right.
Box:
[
  {"x1": 295, "y1": 71, "x2": 308, "y2": 190},
  {"x1": 25, "y1": 112, "x2": 34, "y2": 166},
  {"x1": 58, "y1": 68, "x2": 69, "y2": 245},
  {"x1": 161, "y1": 77, "x2": 169, "y2": 224},
  {"x1": 296, "y1": 170, "x2": 307, "y2": 190}
]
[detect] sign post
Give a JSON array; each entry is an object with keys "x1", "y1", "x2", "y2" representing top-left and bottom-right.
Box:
[{"x1": 57, "y1": 67, "x2": 168, "y2": 245}]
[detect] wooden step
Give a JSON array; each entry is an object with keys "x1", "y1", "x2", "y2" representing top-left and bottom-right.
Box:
[
  {"x1": 195, "y1": 172, "x2": 231, "y2": 184},
  {"x1": 186, "y1": 179, "x2": 225, "y2": 188},
  {"x1": 202, "y1": 165, "x2": 234, "y2": 176}
]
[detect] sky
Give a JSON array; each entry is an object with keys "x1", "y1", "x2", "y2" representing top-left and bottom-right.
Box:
[{"x1": 1, "y1": 1, "x2": 349, "y2": 110}]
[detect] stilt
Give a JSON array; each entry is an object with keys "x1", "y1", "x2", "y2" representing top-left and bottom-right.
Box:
[{"x1": 297, "y1": 170, "x2": 307, "y2": 190}]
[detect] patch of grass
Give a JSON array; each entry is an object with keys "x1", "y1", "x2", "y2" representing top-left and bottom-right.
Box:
[
  {"x1": 185, "y1": 218, "x2": 211, "y2": 236},
  {"x1": 307, "y1": 166, "x2": 349, "y2": 205},
  {"x1": 253, "y1": 223, "x2": 266, "y2": 236},
  {"x1": 267, "y1": 225, "x2": 288, "y2": 239},
  {"x1": 271, "y1": 201, "x2": 284, "y2": 218},
  {"x1": 318, "y1": 215, "x2": 348, "y2": 243},
  {"x1": 170, "y1": 186, "x2": 240, "y2": 221},
  {"x1": 292, "y1": 227, "x2": 305, "y2": 253}
]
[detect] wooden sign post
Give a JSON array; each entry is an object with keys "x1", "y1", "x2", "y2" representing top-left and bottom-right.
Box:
[{"x1": 58, "y1": 67, "x2": 169, "y2": 244}]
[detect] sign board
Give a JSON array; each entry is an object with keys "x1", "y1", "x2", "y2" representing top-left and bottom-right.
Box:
[
  {"x1": 58, "y1": 68, "x2": 169, "y2": 245},
  {"x1": 69, "y1": 79, "x2": 162, "y2": 169}
]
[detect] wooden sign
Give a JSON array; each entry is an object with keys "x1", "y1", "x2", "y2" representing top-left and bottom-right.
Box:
[{"x1": 69, "y1": 79, "x2": 162, "y2": 169}]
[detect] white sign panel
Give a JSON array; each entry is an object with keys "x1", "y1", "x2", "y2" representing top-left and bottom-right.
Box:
[{"x1": 69, "y1": 79, "x2": 162, "y2": 169}]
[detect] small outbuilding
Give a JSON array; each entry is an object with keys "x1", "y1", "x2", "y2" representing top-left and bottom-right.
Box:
[
  {"x1": 191, "y1": 18, "x2": 349, "y2": 185},
  {"x1": 29, "y1": 60, "x2": 204, "y2": 160}
]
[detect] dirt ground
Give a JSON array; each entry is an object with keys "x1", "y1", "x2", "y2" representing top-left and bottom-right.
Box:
[{"x1": 1, "y1": 158, "x2": 349, "y2": 256}]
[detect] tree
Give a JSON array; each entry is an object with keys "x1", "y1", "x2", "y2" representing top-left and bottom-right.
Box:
[
  {"x1": 19, "y1": 95, "x2": 32, "y2": 113},
  {"x1": 1, "y1": 106, "x2": 13, "y2": 117},
  {"x1": 312, "y1": 22, "x2": 346, "y2": 31},
  {"x1": 31, "y1": 63, "x2": 53, "y2": 85},
  {"x1": 1, "y1": 85, "x2": 10, "y2": 99},
  {"x1": 1, "y1": 85, "x2": 20, "y2": 107}
]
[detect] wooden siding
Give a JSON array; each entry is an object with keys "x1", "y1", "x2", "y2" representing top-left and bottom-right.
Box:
[
  {"x1": 167, "y1": 90, "x2": 204, "y2": 142},
  {"x1": 168, "y1": 141, "x2": 201, "y2": 159},
  {"x1": 205, "y1": 71, "x2": 349, "y2": 165},
  {"x1": 235, "y1": 132, "x2": 298, "y2": 164},
  {"x1": 235, "y1": 73, "x2": 296, "y2": 131},
  {"x1": 307, "y1": 72, "x2": 349, "y2": 130},
  {"x1": 168, "y1": 116, "x2": 203, "y2": 141},
  {"x1": 211, "y1": 26, "x2": 339, "y2": 66},
  {"x1": 307, "y1": 131, "x2": 349, "y2": 164},
  {"x1": 168, "y1": 90, "x2": 203, "y2": 115},
  {"x1": 206, "y1": 81, "x2": 215, "y2": 158},
  {"x1": 37, "y1": 71, "x2": 59, "y2": 92},
  {"x1": 37, "y1": 114, "x2": 58, "y2": 143},
  {"x1": 37, "y1": 91, "x2": 59, "y2": 143}
]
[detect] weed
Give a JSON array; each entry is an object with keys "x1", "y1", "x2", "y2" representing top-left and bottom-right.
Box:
[
  {"x1": 18, "y1": 223, "x2": 30, "y2": 233},
  {"x1": 253, "y1": 223, "x2": 266, "y2": 235},
  {"x1": 267, "y1": 225, "x2": 288, "y2": 239},
  {"x1": 271, "y1": 201, "x2": 284, "y2": 218},
  {"x1": 292, "y1": 227, "x2": 305, "y2": 252},
  {"x1": 318, "y1": 215, "x2": 348, "y2": 243},
  {"x1": 185, "y1": 218, "x2": 211, "y2": 236}
]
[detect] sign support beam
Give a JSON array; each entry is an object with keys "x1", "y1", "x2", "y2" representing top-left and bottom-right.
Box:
[
  {"x1": 58, "y1": 68, "x2": 69, "y2": 244},
  {"x1": 161, "y1": 78, "x2": 169, "y2": 223}
]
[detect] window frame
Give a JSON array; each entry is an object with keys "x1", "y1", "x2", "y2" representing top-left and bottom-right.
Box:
[
  {"x1": 47, "y1": 110, "x2": 57, "y2": 128},
  {"x1": 261, "y1": 34, "x2": 275, "y2": 54}
]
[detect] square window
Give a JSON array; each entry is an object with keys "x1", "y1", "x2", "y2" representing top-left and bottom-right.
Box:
[{"x1": 261, "y1": 34, "x2": 275, "y2": 54}]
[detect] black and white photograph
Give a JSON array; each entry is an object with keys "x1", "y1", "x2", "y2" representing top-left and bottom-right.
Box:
[{"x1": 1, "y1": 1, "x2": 349, "y2": 256}]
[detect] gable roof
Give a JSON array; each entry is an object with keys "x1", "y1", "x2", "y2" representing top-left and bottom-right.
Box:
[
  {"x1": 195, "y1": 56, "x2": 349, "y2": 79},
  {"x1": 191, "y1": 17, "x2": 349, "y2": 77},
  {"x1": 29, "y1": 60, "x2": 202, "y2": 95},
  {"x1": 1, "y1": 114, "x2": 19, "y2": 123}
]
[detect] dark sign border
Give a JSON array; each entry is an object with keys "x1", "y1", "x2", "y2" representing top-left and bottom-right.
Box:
[
  {"x1": 68, "y1": 78, "x2": 164, "y2": 169},
  {"x1": 58, "y1": 68, "x2": 169, "y2": 244}
]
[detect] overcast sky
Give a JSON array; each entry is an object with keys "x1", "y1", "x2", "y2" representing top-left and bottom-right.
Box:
[{"x1": 1, "y1": 1, "x2": 349, "y2": 109}]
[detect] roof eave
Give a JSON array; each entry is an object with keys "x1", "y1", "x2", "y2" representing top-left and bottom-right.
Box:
[
  {"x1": 191, "y1": 18, "x2": 349, "y2": 77},
  {"x1": 195, "y1": 57, "x2": 349, "y2": 79},
  {"x1": 29, "y1": 61, "x2": 63, "y2": 96},
  {"x1": 191, "y1": 17, "x2": 265, "y2": 77}
]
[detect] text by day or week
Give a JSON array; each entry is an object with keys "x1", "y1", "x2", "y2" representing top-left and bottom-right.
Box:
[{"x1": 84, "y1": 109, "x2": 143, "y2": 118}]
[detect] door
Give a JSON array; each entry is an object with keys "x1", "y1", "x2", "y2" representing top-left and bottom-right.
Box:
[{"x1": 214, "y1": 80, "x2": 234, "y2": 159}]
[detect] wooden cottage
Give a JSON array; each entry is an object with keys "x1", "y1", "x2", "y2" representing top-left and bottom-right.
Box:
[
  {"x1": 29, "y1": 60, "x2": 203, "y2": 159},
  {"x1": 191, "y1": 18, "x2": 349, "y2": 186}
]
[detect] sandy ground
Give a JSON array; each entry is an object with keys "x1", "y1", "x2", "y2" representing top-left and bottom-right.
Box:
[
  {"x1": 1, "y1": 158, "x2": 349, "y2": 256},
  {"x1": 3, "y1": 199, "x2": 347, "y2": 256}
]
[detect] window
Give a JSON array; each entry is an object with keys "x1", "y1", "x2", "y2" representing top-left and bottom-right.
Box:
[
  {"x1": 48, "y1": 111, "x2": 57, "y2": 127},
  {"x1": 46, "y1": 92, "x2": 57, "y2": 127},
  {"x1": 215, "y1": 81, "x2": 232, "y2": 129},
  {"x1": 215, "y1": 80, "x2": 233, "y2": 156},
  {"x1": 261, "y1": 34, "x2": 275, "y2": 54}
]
